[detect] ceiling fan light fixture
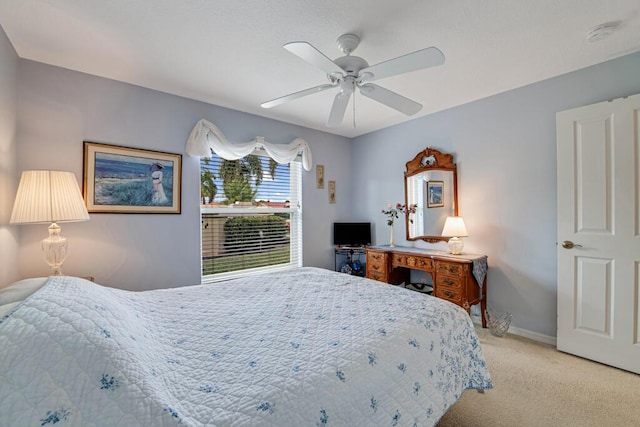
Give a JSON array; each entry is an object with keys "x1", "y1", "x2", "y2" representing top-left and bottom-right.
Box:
[
  {"x1": 339, "y1": 77, "x2": 356, "y2": 93},
  {"x1": 358, "y1": 71, "x2": 374, "y2": 83},
  {"x1": 359, "y1": 84, "x2": 373, "y2": 95},
  {"x1": 328, "y1": 72, "x2": 343, "y2": 83}
]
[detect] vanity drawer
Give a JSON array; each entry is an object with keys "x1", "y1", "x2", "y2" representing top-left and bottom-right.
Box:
[
  {"x1": 435, "y1": 274, "x2": 463, "y2": 289},
  {"x1": 366, "y1": 270, "x2": 386, "y2": 282},
  {"x1": 435, "y1": 261, "x2": 464, "y2": 277},
  {"x1": 367, "y1": 250, "x2": 385, "y2": 264},
  {"x1": 435, "y1": 287, "x2": 462, "y2": 304},
  {"x1": 392, "y1": 254, "x2": 433, "y2": 271},
  {"x1": 367, "y1": 261, "x2": 386, "y2": 276},
  {"x1": 366, "y1": 250, "x2": 387, "y2": 275}
]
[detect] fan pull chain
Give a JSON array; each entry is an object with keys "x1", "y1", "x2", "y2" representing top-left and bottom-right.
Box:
[{"x1": 352, "y1": 91, "x2": 356, "y2": 128}]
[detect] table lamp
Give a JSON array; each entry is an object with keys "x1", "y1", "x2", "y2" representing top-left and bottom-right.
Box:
[
  {"x1": 10, "y1": 170, "x2": 90, "y2": 275},
  {"x1": 442, "y1": 216, "x2": 468, "y2": 255}
]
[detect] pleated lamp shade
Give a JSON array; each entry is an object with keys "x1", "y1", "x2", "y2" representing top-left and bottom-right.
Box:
[
  {"x1": 10, "y1": 170, "x2": 89, "y2": 275},
  {"x1": 10, "y1": 170, "x2": 90, "y2": 224}
]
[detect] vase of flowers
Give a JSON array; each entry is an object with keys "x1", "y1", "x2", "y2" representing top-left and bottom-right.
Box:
[{"x1": 381, "y1": 202, "x2": 418, "y2": 247}]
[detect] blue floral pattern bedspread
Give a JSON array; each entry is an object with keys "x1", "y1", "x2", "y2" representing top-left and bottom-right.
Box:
[{"x1": 0, "y1": 267, "x2": 491, "y2": 426}]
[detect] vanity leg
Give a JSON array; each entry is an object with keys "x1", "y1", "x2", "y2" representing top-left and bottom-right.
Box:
[{"x1": 480, "y1": 277, "x2": 487, "y2": 328}]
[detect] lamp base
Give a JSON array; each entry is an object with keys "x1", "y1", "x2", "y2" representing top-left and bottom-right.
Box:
[
  {"x1": 447, "y1": 236, "x2": 464, "y2": 255},
  {"x1": 42, "y1": 222, "x2": 68, "y2": 276}
]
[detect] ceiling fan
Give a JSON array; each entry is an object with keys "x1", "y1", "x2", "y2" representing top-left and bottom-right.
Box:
[{"x1": 261, "y1": 34, "x2": 445, "y2": 127}]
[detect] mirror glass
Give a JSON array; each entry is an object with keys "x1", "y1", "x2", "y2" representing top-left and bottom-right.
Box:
[{"x1": 404, "y1": 148, "x2": 458, "y2": 242}]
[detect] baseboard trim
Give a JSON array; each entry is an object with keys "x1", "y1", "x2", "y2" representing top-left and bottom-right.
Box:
[
  {"x1": 471, "y1": 315, "x2": 557, "y2": 346},
  {"x1": 507, "y1": 325, "x2": 557, "y2": 346}
]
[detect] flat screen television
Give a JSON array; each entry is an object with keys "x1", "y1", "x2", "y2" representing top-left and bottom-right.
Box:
[{"x1": 333, "y1": 222, "x2": 371, "y2": 247}]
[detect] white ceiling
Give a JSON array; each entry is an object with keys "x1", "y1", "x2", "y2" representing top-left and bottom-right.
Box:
[{"x1": 1, "y1": 0, "x2": 639, "y2": 138}]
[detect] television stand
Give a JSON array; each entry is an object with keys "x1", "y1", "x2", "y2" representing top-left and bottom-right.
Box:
[{"x1": 334, "y1": 246, "x2": 367, "y2": 276}]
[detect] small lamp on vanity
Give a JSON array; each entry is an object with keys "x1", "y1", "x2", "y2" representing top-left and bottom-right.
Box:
[
  {"x1": 10, "y1": 170, "x2": 90, "y2": 275},
  {"x1": 441, "y1": 216, "x2": 468, "y2": 255}
]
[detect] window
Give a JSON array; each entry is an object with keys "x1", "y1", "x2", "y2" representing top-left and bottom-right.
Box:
[{"x1": 200, "y1": 152, "x2": 302, "y2": 282}]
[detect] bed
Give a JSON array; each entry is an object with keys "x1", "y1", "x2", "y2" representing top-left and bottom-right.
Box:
[{"x1": 0, "y1": 267, "x2": 492, "y2": 426}]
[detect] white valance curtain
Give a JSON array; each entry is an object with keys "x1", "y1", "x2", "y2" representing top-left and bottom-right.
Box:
[{"x1": 185, "y1": 119, "x2": 313, "y2": 171}]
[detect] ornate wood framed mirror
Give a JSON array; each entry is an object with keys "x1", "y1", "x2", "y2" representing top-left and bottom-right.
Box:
[{"x1": 404, "y1": 147, "x2": 458, "y2": 242}]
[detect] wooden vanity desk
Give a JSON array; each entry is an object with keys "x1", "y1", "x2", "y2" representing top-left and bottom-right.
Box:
[{"x1": 366, "y1": 246, "x2": 488, "y2": 327}]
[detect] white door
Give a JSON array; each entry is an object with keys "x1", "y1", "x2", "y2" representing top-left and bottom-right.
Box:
[{"x1": 557, "y1": 93, "x2": 640, "y2": 374}]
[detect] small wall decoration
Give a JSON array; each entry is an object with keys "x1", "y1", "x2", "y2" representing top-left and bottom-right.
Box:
[
  {"x1": 83, "y1": 141, "x2": 182, "y2": 213},
  {"x1": 316, "y1": 164, "x2": 325, "y2": 188},
  {"x1": 328, "y1": 180, "x2": 336, "y2": 204},
  {"x1": 427, "y1": 181, "x2": 444, "y2": 208}
]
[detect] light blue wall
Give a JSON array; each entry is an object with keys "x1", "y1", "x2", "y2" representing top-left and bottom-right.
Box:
[
  {"x1": 352, "y1": 52, "x2": 640, "y2": 337},
  {"x1": 15, "y1": 60, "x2": 352, "y2": 289},
  {"x1": 0, "y1": 25, "x2": 19, "y2": 287},
  {"x1": 7, "y1": 37, "x2": 640, "y2": 337}
]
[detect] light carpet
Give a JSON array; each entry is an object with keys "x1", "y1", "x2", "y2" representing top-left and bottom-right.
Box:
[{"x1": 437, "y1": 327, "x2": 640, "y2": 426}]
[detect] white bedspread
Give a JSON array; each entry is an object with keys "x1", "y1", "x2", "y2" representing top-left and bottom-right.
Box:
[{"x1": 0, "y1": 267, "x2": 492, "y2": 426}]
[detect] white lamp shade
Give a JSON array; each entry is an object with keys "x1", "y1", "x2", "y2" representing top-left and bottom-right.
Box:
[
  {"x1": 441, "y1": 216, "x2": 468, "y2": 237},
  {"x1": 10, "y1": 170, "x2": 90, "y2": 224}
]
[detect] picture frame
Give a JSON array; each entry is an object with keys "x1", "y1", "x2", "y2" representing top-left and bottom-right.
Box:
[
  {"x1": 328, "y1": 180, "x2": 336, "y2": 204},
  {"x1": 427, "y1": 181, "x2": 444, "y2": 208},
  {"x1": 316, "y1": 164, "x2": 325, "y2": 189},
  {"x1": 83, "y1": 141, "x2": 182, "y2": 213}
]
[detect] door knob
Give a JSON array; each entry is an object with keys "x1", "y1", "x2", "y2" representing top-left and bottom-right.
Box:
[{"x1": 562, "y1": 240, "x2": 583, "y2": 249}]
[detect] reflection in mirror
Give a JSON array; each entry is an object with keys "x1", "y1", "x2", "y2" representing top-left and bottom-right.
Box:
[
  {"x1": 407, "y1": 171, "x2": 455, "y2": 237},
  {"x1": 404, "y1": 148, "x2": 458, "y2": 243}
]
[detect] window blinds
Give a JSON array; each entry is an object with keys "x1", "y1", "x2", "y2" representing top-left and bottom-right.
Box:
[{"x1": 200, "y1": 155, "x2": 302, "y2": 282}]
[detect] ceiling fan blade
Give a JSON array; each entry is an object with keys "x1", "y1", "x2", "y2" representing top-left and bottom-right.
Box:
[
  {"x1": 358, "y1": 47, "x2": 445, "y2": 82},
  {"x1": 327, "y1": 91, "x2": 352, "y2": 127},
  {"x1": 359, "y1": 83, "x2": 422, "y2": 115},
  {"x1": 261, "y1": 84, "x2": 336, "y2": 109},
  {"x1": 284, "y1": 42, "x2": 345, "y2": 76}
]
